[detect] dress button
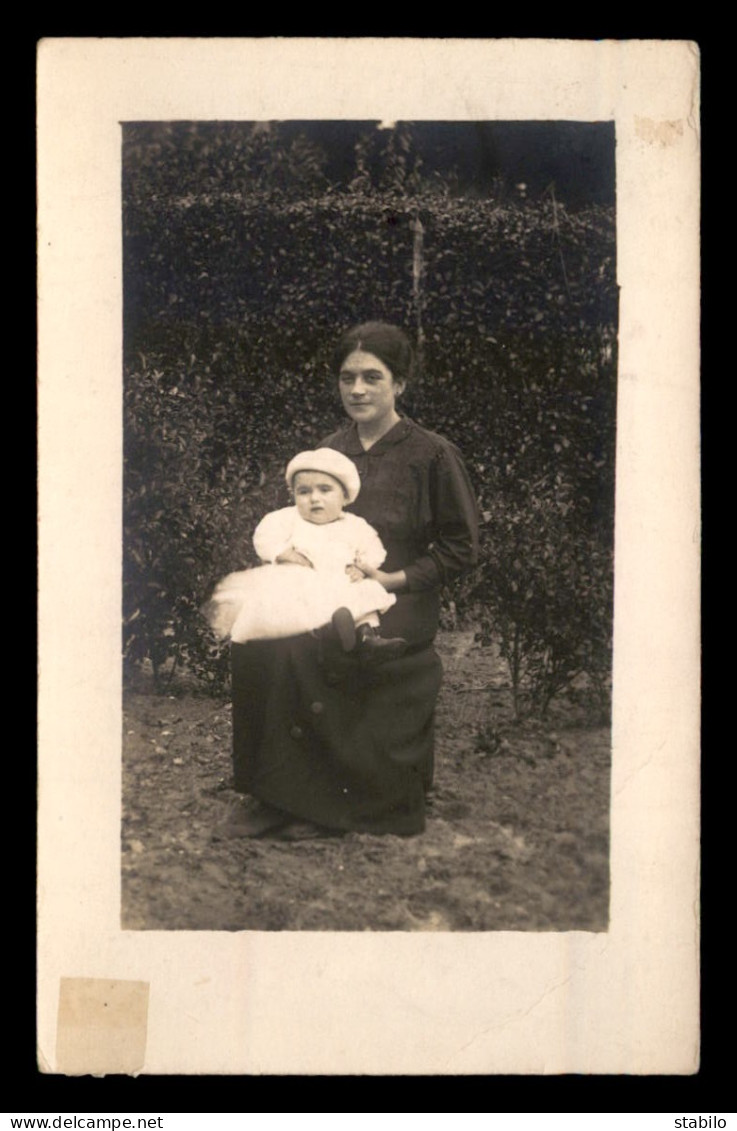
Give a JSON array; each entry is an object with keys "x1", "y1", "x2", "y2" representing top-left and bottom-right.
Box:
[
  {"x1": 290, "y1": 725, "x2": 303, "y2": 740},
  {"x1": 310, "y1": 701, "x2": 324, "y2": 715}
]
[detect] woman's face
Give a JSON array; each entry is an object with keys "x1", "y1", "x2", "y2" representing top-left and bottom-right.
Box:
[{"x1": 338, "y1": 349, "x2": 405, "y2": 430}]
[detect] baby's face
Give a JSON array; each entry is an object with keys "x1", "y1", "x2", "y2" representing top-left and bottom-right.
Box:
[{"x1": 293, "y1": 471, "x2": 346, "y2": 524}]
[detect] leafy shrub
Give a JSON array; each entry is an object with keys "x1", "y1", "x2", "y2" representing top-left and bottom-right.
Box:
[{"x1": 471, "y1": 472, "x2": 614, "y2": 718}]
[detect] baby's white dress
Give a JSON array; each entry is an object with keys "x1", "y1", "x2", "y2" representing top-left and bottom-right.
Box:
[{"x1": 205, "y1": 506, "x2": 396, "y2": 643}]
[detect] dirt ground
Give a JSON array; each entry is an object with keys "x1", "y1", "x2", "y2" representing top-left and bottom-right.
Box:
[{"x1": 122, "y1": 632, "x2": 610, "y2": 932}]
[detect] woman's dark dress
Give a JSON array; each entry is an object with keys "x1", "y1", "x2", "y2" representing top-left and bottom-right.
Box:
[{"x1": 230, "y1": 417, "x2": 479, "y2": 835}]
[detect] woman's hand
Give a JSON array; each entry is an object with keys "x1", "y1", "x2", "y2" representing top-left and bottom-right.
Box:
[
  {"x1": 366, "y1": 568, "x2": 407, "y2": 592},
  {"x1": 275, "y1": 548, "x2": 313, "y2": 568},
  {"x1": 345, "y1": 563, "x2": 366, "y2": 583}
]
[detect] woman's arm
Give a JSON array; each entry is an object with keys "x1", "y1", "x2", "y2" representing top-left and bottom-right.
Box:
[
  {"x1": 403, "y1": 443, "x2": 480, "y2": 592},
  {"x1": 363, "y1": 567, "x2": 408, "y2": 592}
]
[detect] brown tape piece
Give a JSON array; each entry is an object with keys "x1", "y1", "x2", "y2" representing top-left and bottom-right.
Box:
[{"x1": 56, "y1": 977, "x2": 149, "y2": 1076}]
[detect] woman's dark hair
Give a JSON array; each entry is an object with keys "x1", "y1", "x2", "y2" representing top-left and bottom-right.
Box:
[{"x1": 332, "y1": 321, "x2": 416, "y2": 386}]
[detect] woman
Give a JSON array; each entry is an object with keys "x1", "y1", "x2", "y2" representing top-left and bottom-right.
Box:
[{"x1": 223, "y1": 322, "x2": 479, "y2": 839}]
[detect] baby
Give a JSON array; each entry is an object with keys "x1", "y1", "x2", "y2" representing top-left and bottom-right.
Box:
[{"x1": 203, "y1": 448, "x2": 406, "y2": 660}]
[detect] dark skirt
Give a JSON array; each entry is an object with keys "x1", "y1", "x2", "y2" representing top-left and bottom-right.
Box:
[{"x1": 231, "y1": 633, "x2": 443, "y2": 836}]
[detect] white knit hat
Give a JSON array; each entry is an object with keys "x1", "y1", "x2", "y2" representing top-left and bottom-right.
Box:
[{"x1": 285, "y1": 448, "x2": 361, "y2": 504}]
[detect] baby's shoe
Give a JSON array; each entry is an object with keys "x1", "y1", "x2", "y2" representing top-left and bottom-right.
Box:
[{"x1": 356, "y1": 624, "x2": 408, "y2": 664}]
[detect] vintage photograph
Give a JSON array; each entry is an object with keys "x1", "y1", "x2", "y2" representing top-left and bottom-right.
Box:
[
  {"x1": 38, "y1": 37, "x2": 699, "y2": 1076},
  {"x1": 121, "y1": 119, "x2": 617, "y2": 932}
]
